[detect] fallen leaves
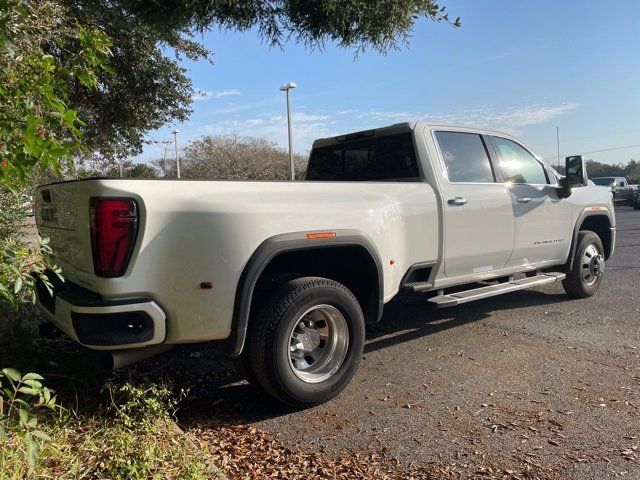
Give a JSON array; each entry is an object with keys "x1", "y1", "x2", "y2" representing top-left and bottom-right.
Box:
[{"x1": 191, "y1": 423, "x2": 547, "y2": 480}]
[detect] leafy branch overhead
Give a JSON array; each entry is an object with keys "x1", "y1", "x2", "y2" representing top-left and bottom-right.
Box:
[
  {"x1": 0, "y1": 0, "x2": 112, "y2": 188},
  {"x1": 120, "y1": 0, "x2": 460, "y2": 53}
]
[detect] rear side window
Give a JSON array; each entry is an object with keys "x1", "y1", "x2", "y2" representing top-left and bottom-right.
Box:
[
  {"x1": 306, "y1": 133, "x2": 420, "y2": 181},
  {"x1": 492, "y1": 136, "x2": 548, "y2": 185},
  {"x1": 434, "y1": 131, "x2": 495, "y2": 183}
]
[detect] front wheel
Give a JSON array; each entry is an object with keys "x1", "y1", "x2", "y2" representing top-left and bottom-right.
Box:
[
  {"x1": 247, "y1": 277, "x2": 365, "y2": 408},
  {"x1": 562, "y1": 231, "x2": 605, "y2": 298}
]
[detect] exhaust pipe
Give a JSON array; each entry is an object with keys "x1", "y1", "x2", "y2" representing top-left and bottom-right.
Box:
[{"x1": 102, "y1": 344, "x2": 174, "y2": 370}]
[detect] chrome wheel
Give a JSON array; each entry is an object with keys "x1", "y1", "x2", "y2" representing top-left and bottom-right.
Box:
[
  {"x1": 287, "y1": 304, "x2": 349, "y2": 384},
  {"x1": 581, "y1": 243, "x2": 605, "y2": 286}
]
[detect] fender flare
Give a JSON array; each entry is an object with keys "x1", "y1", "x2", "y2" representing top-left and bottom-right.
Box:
[
  {"x1": 563, "y1": 209, "x2": 615, "y2": 272},
  {"x1": 220, "y1": 229, "x2": 384, "y2": 356}
]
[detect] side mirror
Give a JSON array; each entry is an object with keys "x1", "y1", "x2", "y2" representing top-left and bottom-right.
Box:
[{"x1": 560, "y1": 155, "x2": 588, "y2": 197}]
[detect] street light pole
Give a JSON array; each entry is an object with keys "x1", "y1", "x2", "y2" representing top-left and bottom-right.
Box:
[
  {"x1": 172, "y1": 129, "x2": 181, "y2": 179},
  {"x1": 279, "y1": 82, "x2": 297, "y2": 180}
]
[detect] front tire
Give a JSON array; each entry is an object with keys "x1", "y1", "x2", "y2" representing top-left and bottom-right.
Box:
[
  {"x1": 247, "y1": 277, "x2": 365, "y2": 408},
  {"x1": 562, "y1": 231, "x2": 605, "y2": 298}
]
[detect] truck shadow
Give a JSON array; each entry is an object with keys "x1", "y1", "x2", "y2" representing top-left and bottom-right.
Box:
[
  {"x1": 174, "y1": 288, "x2": 572, "y2": 426},
  {"x1": 0, "y1": 288, "x2": 572, "y2": 425}
]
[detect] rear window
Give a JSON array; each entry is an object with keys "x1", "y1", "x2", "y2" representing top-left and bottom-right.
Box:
[
  {"x1": 306, "y1": 133, "x2": 420, "y2": 181},
  {"x1": 592, "y1": 177, "x2": 615, "y2": 186}
]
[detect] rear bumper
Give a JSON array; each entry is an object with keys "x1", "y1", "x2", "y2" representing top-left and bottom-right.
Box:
[{"x1": 35, "y1": 275, "x2": 166, "y2": 351}]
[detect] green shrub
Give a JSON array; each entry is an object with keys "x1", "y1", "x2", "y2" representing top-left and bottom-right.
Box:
[
  {"x1": 105, "y1": 378, "x2": 183, "y2": 429},
  {"x1": 0, "y1": 369, "x2": 59, "y2": 474}
]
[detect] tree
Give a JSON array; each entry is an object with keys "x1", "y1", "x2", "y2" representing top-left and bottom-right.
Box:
[
  {"x1": 585, "y1": 160, "x2": 625, "y2": 179},
  {"x1": 127, "y1": 163, "x2": 159, "y2": 178},
  {"x1": 0, "y1": 0, "x2": 109, "y2": 305},
  {"x1": 55, "y1": 0, "x2": 210, "y2": 162},
  {"x1": 0, "y1": 0, "x2": 112, "y2": 188},
  {"x1": 6, "y1": 1, "x2": 457, "y2": 173},
  {"x1": 152, "y1": 134, "x2": 307, "y2": 180},
  {"x1": 624, "y1": 160, "x2": 640, "y2": 184},
  {"x1": 59, "y1": 0, "x2": 457, "y2": 165},
  {"x1": 119, "y1": 0, "x2": 459, "y2": 53}
]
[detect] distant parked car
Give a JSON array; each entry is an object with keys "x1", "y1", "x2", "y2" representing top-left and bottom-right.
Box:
[{"x1": 591, "y1": 177, "x2": 635, "y2": 206}]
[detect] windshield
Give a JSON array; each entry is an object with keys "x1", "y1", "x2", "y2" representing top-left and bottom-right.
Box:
[
  {"x1": 592, "y1": 177, "x2": 615, "y2": 186},
  {"x1": 306, "y1": 133, "x2": 420, "y2": 181}
]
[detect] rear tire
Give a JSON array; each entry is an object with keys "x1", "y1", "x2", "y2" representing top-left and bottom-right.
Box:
[
  {"x1": 562, "y1": 231, "x2": 605, "y2": 298},
  {"x1": 247, "y1": 277, "x2": 365, "y2": 408}
]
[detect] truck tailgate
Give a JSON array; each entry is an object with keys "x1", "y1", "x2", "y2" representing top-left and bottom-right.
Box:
[{"x1": 36, "y1": 181, "x2": 94, "y2": 279}]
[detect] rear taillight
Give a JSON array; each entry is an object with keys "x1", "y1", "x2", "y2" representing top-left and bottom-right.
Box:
[{"x1": 90, "y1": 198, "x2": 138, "y2": 277}]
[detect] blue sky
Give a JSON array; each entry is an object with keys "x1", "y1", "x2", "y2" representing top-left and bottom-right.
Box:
[{"x1": 140, "y1": 0, "x2": 640, "y2": 167}]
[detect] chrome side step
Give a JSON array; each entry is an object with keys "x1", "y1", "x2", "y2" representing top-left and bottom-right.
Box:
[{"x1": 428, "y1": 272, "x2": 566, "y2": 308}]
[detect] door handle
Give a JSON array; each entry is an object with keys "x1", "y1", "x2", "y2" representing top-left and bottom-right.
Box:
[
  {"x1": 515, "y1": 197, "x2": 532, "y2": 204},
  {"x1": 447, "y1": 197, "x2": 468, "y2": 206}
]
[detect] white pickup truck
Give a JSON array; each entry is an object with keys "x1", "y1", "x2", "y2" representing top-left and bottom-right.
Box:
[{"x1": 35, "y1": 123, "x2": 615, "y2": 407}]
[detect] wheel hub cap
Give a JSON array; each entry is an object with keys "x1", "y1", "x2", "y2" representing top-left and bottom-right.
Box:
[
  {"x1": 291, "y1": 328, "x2": 321, "y2": 353},
  {"x1": 590, "y1": 254, "x2": 605, "y2": 275},
  {"x1": 581, "y1": 244, "x2": 604, "y2": 286},
  {"x1": 288, "y1": 304, "x2": 349, "y2": 384}
]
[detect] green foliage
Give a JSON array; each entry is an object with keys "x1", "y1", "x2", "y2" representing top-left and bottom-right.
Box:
[
  {"x1": 0, "y1": 236, "x2": 63, "y2": 308},
  {"x1": 104, "y1": 379, "x2": 183, "y2": 429},
  {"x1": 0, "y1": 369, "x2": 59, "y2": 474},
  {"x1": 119, "y1": 0, "x2": 459, "y2": 53},
  {"x1": 0, "y1": 188, "x2": 62, "y2": 309},
  {"x1": 0, "y1": 370, "x2": 210, "y2": 479},
  {"x1": 0, "y1": 188, "x2": 27, "y2": 241},
  {"x1": 58, "y1": 0, "x2": 210, "y2": 161},
  {"x1": 0, "y1": 0, "x2": 112, "y2": 189},
  {"x1": 126, "y1": 163, "x2": 159, "y2": 178}
]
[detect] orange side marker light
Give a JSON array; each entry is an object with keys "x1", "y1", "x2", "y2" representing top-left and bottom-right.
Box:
[{"x1": 306, "y1": 232, "x2": 336, "y2": 240}]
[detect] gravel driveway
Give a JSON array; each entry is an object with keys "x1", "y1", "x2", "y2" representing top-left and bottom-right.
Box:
[{"x1": 177, "y1": 207, "x2": 639, "y2": 479}]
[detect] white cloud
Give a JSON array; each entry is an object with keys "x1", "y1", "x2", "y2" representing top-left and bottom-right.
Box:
[
  {"x1": 168, "y1": 102, "x2": 577, "y2": 158},
  {"x1": 363, "y1": 103, "x2": 578, "y2": 131},
  {"x1": 197, "y1": 111, "x2": 334, "y2": 153},
  {"x1": 191, "y1": 89, "x2": 241, "y2": 101}
]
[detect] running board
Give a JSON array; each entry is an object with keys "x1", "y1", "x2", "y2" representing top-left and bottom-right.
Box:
[{"x1": 429, "y1": 272, "x2": 566, "y2": 308}]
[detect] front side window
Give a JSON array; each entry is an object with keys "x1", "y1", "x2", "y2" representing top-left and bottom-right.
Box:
[
  {"x1": 493, "y1": 137, "x2": 548, "y2": 185},
  {"x1": 434, "y1": 131, "x2": 495, "y2": 183}
]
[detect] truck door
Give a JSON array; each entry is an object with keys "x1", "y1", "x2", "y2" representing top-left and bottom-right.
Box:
[
  {"x1": 489, "y1": 136, "x2": 573, "y2": 266},
  {"x1": 433, "y1": 130, "x2": 516, "y2": 278}
]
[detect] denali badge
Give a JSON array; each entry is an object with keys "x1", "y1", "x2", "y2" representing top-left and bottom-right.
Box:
[{"x1": 534, "y1": 238, "x2": 564, "y2": 245}]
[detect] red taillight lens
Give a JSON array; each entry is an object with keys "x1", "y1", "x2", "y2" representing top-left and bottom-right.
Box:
[{"x1": 90, "y1": 198, "x2": 138, "y2": 277}]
